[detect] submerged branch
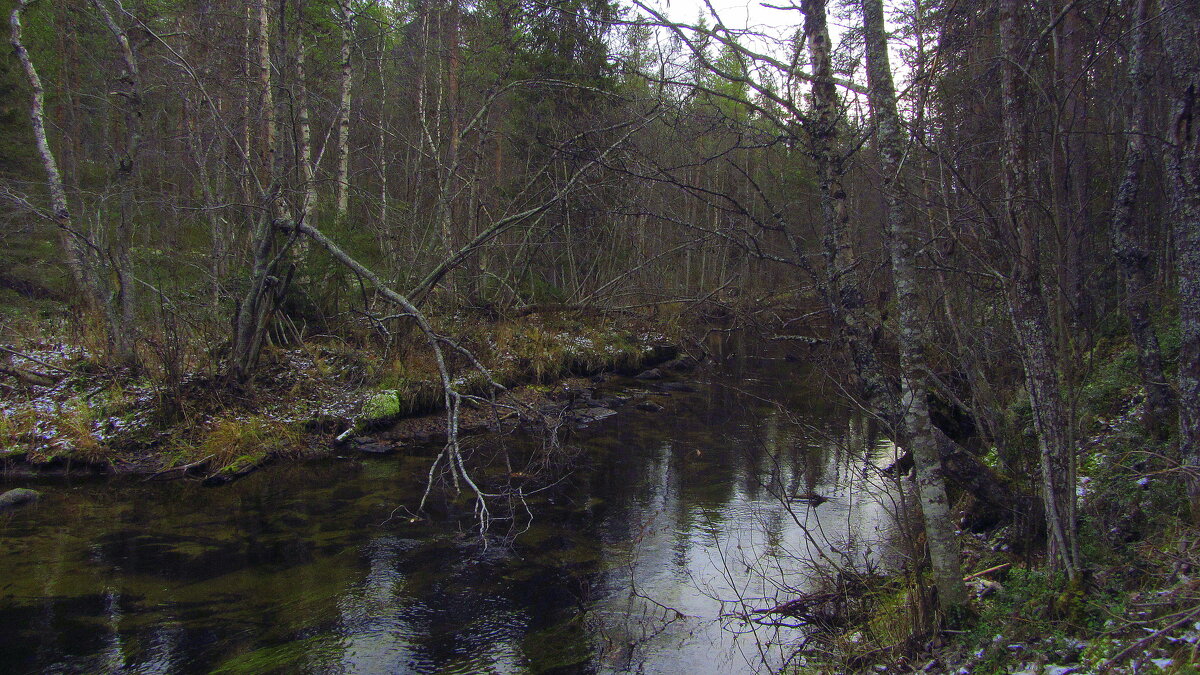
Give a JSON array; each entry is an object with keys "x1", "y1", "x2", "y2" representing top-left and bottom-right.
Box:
[{"x1": 279, "y1": 218, "x2": 500, "y2": 537}]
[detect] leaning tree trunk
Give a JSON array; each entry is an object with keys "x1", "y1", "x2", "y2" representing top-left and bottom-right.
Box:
[
  {"x1": 9, "y1": 1, "x2": 107, "y2": 322},
  {"x1": 1160, "y1": 0, "x2": 1200, "y2": 522},
  {"x1": 862, "y1": 0, "x2": 966, "y2": 611},
  {"x1": 1109, "y1": 0, "x2": 1173, "y2": 436},
  {"x1": 1000, "y1": 0, "x2": 1081, "y2": 579}
]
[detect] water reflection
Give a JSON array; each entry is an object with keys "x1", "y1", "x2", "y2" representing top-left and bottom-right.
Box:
[{"x1": 0, "y1": 357, "x2": 899, "y2": 674}]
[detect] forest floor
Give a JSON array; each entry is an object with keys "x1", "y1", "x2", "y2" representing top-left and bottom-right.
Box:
[{"x1": 0, "y1": 310, "x2": 685, "y2": 484}]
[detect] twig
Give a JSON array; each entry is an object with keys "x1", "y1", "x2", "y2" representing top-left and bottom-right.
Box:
[
  {"x1": 963, "y1": 563, "x2": 1010, "y2": 581},
  {"x1": 0, "y1": 345, "x2": 75, "y2": 375},
  {"x1": 1098, "y1": 606, "x2": 1200, "y2": 672},
  {"x1": 145, "y1": 454, "x2": 213, "y2": 480}
]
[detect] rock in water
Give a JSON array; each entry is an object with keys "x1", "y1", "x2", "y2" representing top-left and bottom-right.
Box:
[
  {"x1": 662, "y1": 356, "x2": 700, "y2": 372},
  {"x1": 0, "y1": 488, "x2": 41, "y2": 511},
  {"x1": 578, "y1": 407, "x2": 618, "y2": 422}
]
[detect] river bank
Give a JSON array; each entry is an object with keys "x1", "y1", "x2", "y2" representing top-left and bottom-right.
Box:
[
  {"x1": 785, "y1": 382, "x2": 1200, "y2": 675},
  {"x1": 0, "y1": 312, "x2": 687, "y2": 484}
]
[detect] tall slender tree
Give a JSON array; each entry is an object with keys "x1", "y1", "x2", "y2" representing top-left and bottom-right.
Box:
[
  {"x1": 1160, "y1": 0, "x2": 1200, "y2": 521},
  {"x1": 999, "y1": 0, "x2": 1080, "y2": 579},
  {"x1": 861, "y1": 0, "x2": 966, "y2": 611}
]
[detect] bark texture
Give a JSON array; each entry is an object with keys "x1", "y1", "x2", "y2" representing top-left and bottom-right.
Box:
[
  {"x1": 1109, "y1": 0, "x2": 1172, "y2": 434},
  {"x1": 335, "y1": 1, "x2": 353, "y2": 224},
  {"x1": 1161, "y1": 0, "x2": 1200, "y2": 522},
  {"x1": 1000, "y1": 0, "x2": 1080, "y2": 578},
  {"x1": 802, "y1": 0, "x2": 894, "y2": 417},
  {"x1": 862, "y1": 0, "x2": 966, "y2": 610}
]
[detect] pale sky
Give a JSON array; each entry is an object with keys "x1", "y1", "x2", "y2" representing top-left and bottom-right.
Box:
[{"x1": 632, "y1": 0, "x2": 914, "y2": 100}]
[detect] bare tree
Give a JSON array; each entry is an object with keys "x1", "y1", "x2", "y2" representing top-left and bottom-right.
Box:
[
  {"x1": 999, "y1": 0, "x2": 1080, "y2": 579},
  {"x1": 861, "y1": 0, "x2": 966, "y2": 611}
]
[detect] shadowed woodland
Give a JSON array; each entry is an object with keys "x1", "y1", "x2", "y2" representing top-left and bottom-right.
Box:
[{"x1": 1, "y1": 0, "x2": 1199, "y2": 670}]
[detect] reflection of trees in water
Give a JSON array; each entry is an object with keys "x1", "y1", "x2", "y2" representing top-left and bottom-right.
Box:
[
  {"x1": 571, "y1": 365, "x2": 902, "y2": 667},
  {"x1": 585, "y1": 359, "x2": 906, "y2": 673},
  {"x1": 1, "y1": 356, "x2": 908, "y2": 674}
]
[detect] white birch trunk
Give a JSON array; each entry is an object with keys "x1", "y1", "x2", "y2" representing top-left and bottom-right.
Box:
[
  {"x1": 862, "y1": 0, "x2": 966, "y2": 611},
  {"x1": 335, "y1": 1, "x2": 354, "y2": 225},
  {"x1": 9, "y1": 1, "x2": 91, "y2": 300}
]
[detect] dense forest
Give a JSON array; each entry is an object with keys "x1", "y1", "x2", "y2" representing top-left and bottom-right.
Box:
[{"x1": 1, "y1": 0, "x2": 1198, "y2": 671}]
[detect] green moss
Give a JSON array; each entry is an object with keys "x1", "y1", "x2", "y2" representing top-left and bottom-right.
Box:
[
  {"x1": 220, "y1": 451, "x2": 269, "y2": 475},
  {"x1": 361, "y1": 389, "x2": 402, "y2": 421}
]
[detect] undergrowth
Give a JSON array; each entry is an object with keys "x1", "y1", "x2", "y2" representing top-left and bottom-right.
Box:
[
  {"x1": 1, "y1": 310, "x2": 673, "y2": 474},
  {"x1": 801, "y1": 329, "x2": 1199, "y2": 674}
]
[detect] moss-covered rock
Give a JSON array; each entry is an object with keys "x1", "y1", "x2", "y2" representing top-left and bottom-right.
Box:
[
  {"x1": 0, "y1": 487, "x2": 41, "y2": 511},
  {"x1": 361, "y1": 390, "x2": 402, "y2": 422}
]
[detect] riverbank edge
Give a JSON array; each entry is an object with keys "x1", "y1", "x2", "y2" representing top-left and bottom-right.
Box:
[
  {"x1": 0, "y1": 316, "x2": 692, "y2": 485},
  {"x1": 781, "y1": 389, "x2": 1199, "y2": 675}
]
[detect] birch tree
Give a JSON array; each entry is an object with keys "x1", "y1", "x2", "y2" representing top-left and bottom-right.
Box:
[
  {"x1": 334, "y1": 0, "x2": 354, "y2": 225},
  {"x1": 999, "y1": 0, "x2": 1081, "y2": 579},
  {"x1": 228, "y1": 0, "x2": 296, "y2": 383},
  {"x1": 861, "y1": 0, "x2": 966, "y2": 611}
]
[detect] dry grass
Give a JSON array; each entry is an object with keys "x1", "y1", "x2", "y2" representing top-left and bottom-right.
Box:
[{"x1": 194, "y1": 415, "x2": 305, "y2": 471}]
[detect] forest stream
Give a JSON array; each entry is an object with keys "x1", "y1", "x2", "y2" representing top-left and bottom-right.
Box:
[{"x1": 0, "y1": 349, "x2": 901, "y2": 674}]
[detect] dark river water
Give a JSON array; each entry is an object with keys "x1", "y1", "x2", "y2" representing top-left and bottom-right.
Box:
[{"x1": 0, "y1": 353, "x2": 900, "y2": 674}]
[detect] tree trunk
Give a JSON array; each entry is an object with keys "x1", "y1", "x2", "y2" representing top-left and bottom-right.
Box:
[
  {"x1": 92, "y1": 0, "x2": 142, "y2": 369},
  {"x1": 227, "y1": 0, "x2": 290, "y2": 383},
  {"x1": 1109, "y1": 0, "x2": 1173, "y2": 436},
  {"x1": 799, "y1": 0, "x2": 1016, "y2": 527},
  {"x1": 376, "y1": 27, "x2": 392, "y2": 260},
  {"x1": 1160, "y1": 0, "x2": 1200, "y2": 522},
  {"x1": 1000, "y1": 0, "x2": 1080, "y2": 579},
  {"x1": 801, "y1": 0, "x2": 893, "y2": 416},
  {"x1": 9, "y1": 1, "x2": 105, "y2": 321},
  {"x1": 1054, "y1": 0, "x2": 1090, "y2": 328},
  {"x1": 11, "y1": 4, "x2": 84, "y2": 290},
  {"x1": 335, "y1": 1, "x2": 353, "y2": 225},
  {"x1": 294, "y1": 20, "x2": 316, "y2": 228},
  {"x1": 862, "y1": 0, "x2": 966, "y2": 611}
]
